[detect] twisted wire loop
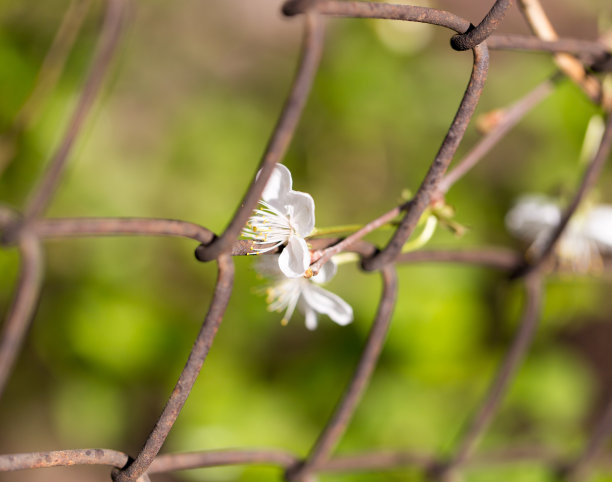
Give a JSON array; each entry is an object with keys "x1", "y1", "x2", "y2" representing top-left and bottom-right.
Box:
[
  {"x1": 286, "y1": 265, "x2": 398, "y2": 481},
  {"x1": 450, "y1": 0, "x2": 513, "y2": 51},
  {"x1": 1, "y1": 0, "x2": 612, "y2": 481},
  {"x1": 112, "y1": 255, "x2": 234, "y2": 482}
]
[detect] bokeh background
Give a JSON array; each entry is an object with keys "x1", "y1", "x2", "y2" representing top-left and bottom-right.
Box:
[{"x1": 1, "y1": 0, "x2": 612, "y2": 481}]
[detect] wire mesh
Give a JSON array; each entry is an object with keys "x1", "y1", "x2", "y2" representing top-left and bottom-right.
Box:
[{"x1": 1, "y1": 0, "x2": 611, "y2": 481}]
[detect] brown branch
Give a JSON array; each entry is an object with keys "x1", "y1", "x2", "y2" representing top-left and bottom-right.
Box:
[
  {"x1": 451, "y1": 0, "x2": 513, "y2": 51},
  {"x1": 31, "y1": 217, "x2": 215, "y2": 245},
  {"x1": 0, "y1": 0, "x2": 92, "y2": 177},
  {"x1": 434, "y1": 272, "x2": 543, "y2": 478},
  {"x1": 516, "y1": 0, "x2": 601, "y2": 103},
  {"x1": 0, "y1": 449, "x2": 129, "y2": 472},
  {"x1": 437, "y1": 75, "x2": 557, "y2": 195},
  {"x1": 364, "y1": 46, "x2": 489, "y2": 271},
  {"x1": 287, "y1": 265, "x2": 398, "y2": 481},
  {"x1": 293, "y1": 2, "x2": 488, "y2": 272},
  {"x1": 515, "y1": 112, "x2": 612, "y2": 278},
  {"x1": 148, "y1": 449, "x2": 298, "y2": 474},
  {"x1": 196, "y1": 12, "x2": 324, "y2": 262},
  {"x1": 24, "y1": 0, "x2": 127, "y2": 220},
  {"x1": 395, "y1": 247, "x2": 521, "y2": 271},
  {"x1": 112, "y1": 254, "x2": 235, "y2": 482},
  {"x1": 487, "y1": 34, "x2": 610, "y2": 61},
  {"x1": 0, "y1": 234, "x2": 44, "y2": 400}
]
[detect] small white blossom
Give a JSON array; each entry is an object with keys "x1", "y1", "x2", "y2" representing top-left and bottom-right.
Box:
[
  {"x1": 505, "y1": 194, "x2": 612, "y2": 271},
  {"x1": 256, "y1": 255, "x2": 353, "y2": 330},
  {"x1": 243, "y1": 164, "x2": 315, "y2": 278}
]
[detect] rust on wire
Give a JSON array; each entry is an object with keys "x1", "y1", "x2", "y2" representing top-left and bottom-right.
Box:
[
  {"x1": 0, "y1": 449, "x2": 129, "y2": 472},
  {"x1": 364, "y1": 43, "x2": 490, "y2": 271},
  {"x1": 33, "y1": 217, "x2": 215, "y2": 245},
  {"x1": 450, "y1": 0, "x2": 513, "y2": 51},
  {"x1": 437, "y1": 75, "x2": 559, "y2": 195},
  {"x1": 1, "y1": 0, "x2": 612, "y2": 481},
  {"x1": 112, "y1": 254, "x2": 235, "y2": 482},
  {"x1": 196, "y1": 12, "x2": 325, "y2": 263}
]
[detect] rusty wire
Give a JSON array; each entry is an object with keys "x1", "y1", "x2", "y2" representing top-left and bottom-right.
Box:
[{"x1": 1, "y1": 0, "x2": 612, "y2": 481}]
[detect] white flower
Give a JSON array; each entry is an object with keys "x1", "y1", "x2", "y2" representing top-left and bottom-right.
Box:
[
  {"x1": 505, "y1": 194, "x2": 612, "y2": 271},
  {"x1": 243, "y1": 164, "x2": 315, "y2": 278},
  {"x1": 256, "y1": 255, "x2": 353, "y2": 330}
]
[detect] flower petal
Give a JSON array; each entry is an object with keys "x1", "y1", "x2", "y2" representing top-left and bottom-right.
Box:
[
  {"x1": 261, "y1": 164, "x2": 293, "y2": 205},
  {"x1": 284, "y1": 191, "x2": 315, "y2": 237},
  {"x1": 301, "y1": 284, "x2": 353, "y2": 326},
  {"x1": 506, "y1": 195, "x2": 561, "y2": 242},
  {"x1": 303, "y1": 304, "x2": 319, "y2": 330},
  {"x1": 312, "y1": 259, "x2": 337, "y2": 284},
  {"x1": 584, "y1": 205, "x2": 612, "y2": 252},
  {"x1": 278, "y1": 236, "x2": 310, "y2": 278}
]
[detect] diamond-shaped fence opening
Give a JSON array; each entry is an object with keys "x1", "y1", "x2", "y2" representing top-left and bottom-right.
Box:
[{"x1": 1, "y1": 1, "x2": 612, "y2": 481}]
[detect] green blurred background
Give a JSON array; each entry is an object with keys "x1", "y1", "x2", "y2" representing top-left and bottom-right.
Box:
[{"x1": 1, "y1": 0, "x2": 611, "y2": 481}]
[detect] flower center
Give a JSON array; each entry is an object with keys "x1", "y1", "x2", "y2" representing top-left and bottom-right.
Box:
[{"x1": 243, "y1": 200, "x2": 296, "y2": 254}]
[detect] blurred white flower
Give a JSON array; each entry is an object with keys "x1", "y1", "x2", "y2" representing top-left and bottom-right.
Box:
[
  {"x1": 256, "y1": 255, "x2": 353, "y2": 330},
  {"x1": 505, "y1": 195, "x2": 612, "y2": 271},
  {"x1": 243, "y1": 164, "x2": 315, "y2": 278}
]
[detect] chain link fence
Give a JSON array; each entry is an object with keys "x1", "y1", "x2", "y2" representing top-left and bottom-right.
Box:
[{"x1": 1, "y1": 0, "x2": 612, "y2": 481}]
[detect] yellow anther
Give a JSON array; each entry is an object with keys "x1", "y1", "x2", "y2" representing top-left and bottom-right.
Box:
[
  {"x1": 304, "y1": 268, "x2": 313, "y2": 279},
  {"x1": 281, "y1": 318, "x2": 289, "y2": 326}
]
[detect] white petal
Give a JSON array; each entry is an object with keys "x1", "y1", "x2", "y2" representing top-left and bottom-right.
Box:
[
  {"x1": 302, "y1": 284, "x2": 353, "y2": 326},
  {"x1": 312, "y1": 259, "x2": 337, "y2": 284},
  {"x1": 506, "y1": 195, "x2": 561, "y2": 242},
  {"x1": 278, "y1": 236, "x2": 310, "y2": 278},
  {"x1": 584, "y1": 205, "x2": 612, "y2": 252},
  {"x1": 304, "y1": 307, "x2": 318, "y2": 330},
  {"x1": 284, "y1": 191, "x2": 315, "y2": 237},
  {"x1": 261, "y1": 164, "x2": 293, "y2": 205}
]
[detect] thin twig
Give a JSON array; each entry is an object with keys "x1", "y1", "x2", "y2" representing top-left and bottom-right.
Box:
[
  {"x1": 450, "y1": 0, "x2": 513, "y2": 51},
  {"x1": 287, "y1": 265, "x2": 398, "y2": 481},
  {"x1": 515, "y1": 113, "x2": 612, "y2": 277},
  {"x1": 487, "y1": 34, "x2": 610, "y2": 61},
  {"x1": 364, "y1": 45, "x2": 489, "y2": 271},
  {"x1": 437, "y1": 75, "x2": 558, "y2": 195},
  {"x1": 112, "y1": 254, "x2": 235, "y2": 482},
  {"x1": 196, "y1": 12, "x2": 324, "y2": 262},
  {"x1": 24, "y1": 0, "x2": 127, "y2": 220},
  {"x1": 0, "y1": 234, "x2": 44, "y2": 400},
  {"x1": 516, "y1": 0, "x2": 601, "y2": 103},
  {"x1": 395, "y1": 247, "x2": 521, "y2": 271},
  {"x1": 435, "y1": 272, "x2": 543, "y2": 478}
]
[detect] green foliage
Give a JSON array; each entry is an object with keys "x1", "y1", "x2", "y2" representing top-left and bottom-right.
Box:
[{"x1": 0, "y1": 1, "x2": 610, "y2": 481}]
